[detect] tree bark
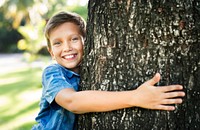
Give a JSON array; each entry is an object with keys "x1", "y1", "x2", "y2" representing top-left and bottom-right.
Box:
[{"x1": 78, "y1": 0, "x2": 200, "y2": 129}]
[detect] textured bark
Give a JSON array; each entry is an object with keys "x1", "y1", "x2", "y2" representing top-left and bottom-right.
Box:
[{"x1": 78, "y1": 0, "x2": 200, "y2": 130}]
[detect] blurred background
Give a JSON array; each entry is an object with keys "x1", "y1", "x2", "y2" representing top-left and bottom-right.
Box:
[{"x1": 0, "y1": 0, "x2": 88, "y2": 129}]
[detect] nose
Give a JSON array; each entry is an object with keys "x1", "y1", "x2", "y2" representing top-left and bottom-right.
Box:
[{"x1": 63, "y1": 42, "x2": 72, "y2": 52}]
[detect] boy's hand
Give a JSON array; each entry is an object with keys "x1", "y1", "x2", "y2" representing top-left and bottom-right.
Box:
[{"x1": 134, "y1": 73, "x2": 185, "y2": 111}]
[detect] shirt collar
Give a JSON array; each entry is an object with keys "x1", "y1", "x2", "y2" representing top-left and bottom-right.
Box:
[{"x1": 57, "y1": 64, "x2": 80, "y2": 78}]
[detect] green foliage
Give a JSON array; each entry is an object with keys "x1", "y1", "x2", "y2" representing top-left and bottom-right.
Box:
[
  {"x1": 67, "y1": 5, "x2": 88, "y2": 20},
  {"x1": 0, "y1": 11, "x2": 23, "y2": 53},
  {"x1": 0, "y1": 26, "x2": 23, "y2": 53}
]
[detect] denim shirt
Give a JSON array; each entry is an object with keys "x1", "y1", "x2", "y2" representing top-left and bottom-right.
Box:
[{"x1": 32, "y1": 64, "x2": 80, "y2": 130}]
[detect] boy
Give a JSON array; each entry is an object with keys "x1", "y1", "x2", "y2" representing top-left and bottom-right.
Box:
[{"x1": 32, "y1": 11, "x2": 185, "y2": 130}]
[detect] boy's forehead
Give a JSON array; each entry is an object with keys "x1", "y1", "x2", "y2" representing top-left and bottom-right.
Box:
[
  {"x1": 49, "y1": 22, "x2": 83, "y2": 41},
  {"x1": 50, "y1": 22, "x2": 81, "y2": 35}
]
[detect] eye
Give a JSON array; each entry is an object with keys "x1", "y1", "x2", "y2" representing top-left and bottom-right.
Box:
[
  {"x1": 53, "y1": 41, "x2": 61, "y2": 46},
  {"x1": 71, "y1": 36, "x2": 80, "y2": 43}
]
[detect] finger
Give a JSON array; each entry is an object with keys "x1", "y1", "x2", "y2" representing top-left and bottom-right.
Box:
[
  {"x1": 161, "y1": 98, "x2": 183, "y2": 105},
  {"x1": 164, "y1": 91, "x2": 185, "y2": 99},
  {"x1": 145, "y1": 73, "x2": 161, "y2": 86},
  {"x1": 155, "y1": 105, "x2": 176, "y2": 111},
  {"x1": 160, "y1": 85, "x2": 183, "y2": 92}
]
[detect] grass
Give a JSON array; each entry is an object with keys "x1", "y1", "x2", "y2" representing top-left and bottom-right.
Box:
[{"x1": 0, "y1": 67, "x2": 42, "y2": 130}]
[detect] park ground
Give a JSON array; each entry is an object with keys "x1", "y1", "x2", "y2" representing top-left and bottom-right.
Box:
[{"x1": 0, "y1": 53, "x2": 48, "y2": 130}]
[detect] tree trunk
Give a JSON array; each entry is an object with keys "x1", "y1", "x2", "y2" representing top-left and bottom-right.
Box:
[{"x1": 78, "y1": 0, "x2": 200, "y2": 129}]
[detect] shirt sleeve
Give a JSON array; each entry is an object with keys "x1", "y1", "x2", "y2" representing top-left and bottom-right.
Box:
[{"x1": 42, "y1": 64, "x2": 74, "y2": 104}]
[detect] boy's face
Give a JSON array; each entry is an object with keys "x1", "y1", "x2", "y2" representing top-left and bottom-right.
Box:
[{"x1": 48, "y1": 22, "x2": 84, "y2": 73}]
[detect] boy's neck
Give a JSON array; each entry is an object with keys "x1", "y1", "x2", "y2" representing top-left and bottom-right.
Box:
[{"x1": 72, "y1": 68, "x2": 80, "y2": 74}]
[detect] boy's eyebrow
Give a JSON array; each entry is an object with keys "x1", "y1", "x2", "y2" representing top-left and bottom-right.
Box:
[
  {"x1": 50, "y1": 37, "x2": 61, "y2": 44},
  {"x1": 51, "y1": 39, "x2": 59, "y2": 43}
]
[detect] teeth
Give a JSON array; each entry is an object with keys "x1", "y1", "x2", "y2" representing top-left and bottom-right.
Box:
[{"x1": 64, "y1": 55, "x2": 74, "y2": 59}]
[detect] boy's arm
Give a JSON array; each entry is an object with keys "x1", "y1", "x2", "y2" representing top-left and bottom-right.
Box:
[{"x1": 55, "y1": 73, "x2": 185, "y2": 114}]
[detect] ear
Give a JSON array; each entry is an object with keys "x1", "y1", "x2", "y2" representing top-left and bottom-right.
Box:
[{"x1": 47, "y1": 47, "x2": 55, "y2": 60}]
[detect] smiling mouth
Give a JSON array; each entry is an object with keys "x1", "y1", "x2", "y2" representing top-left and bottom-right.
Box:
[{"x1": 62, "y1": 54, "x2": 77, "y2": 60}]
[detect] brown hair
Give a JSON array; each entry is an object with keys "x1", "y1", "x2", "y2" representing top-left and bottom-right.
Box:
[{"x1": 44, "y1": 11, "x2": 86, "y2": 49}]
